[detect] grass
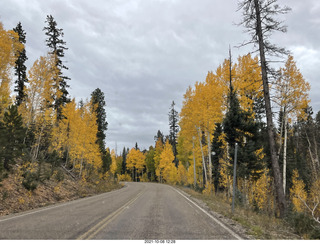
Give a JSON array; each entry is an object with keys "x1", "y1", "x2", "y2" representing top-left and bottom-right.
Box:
[{"x1": 177, "y1": 186, "x2": 301, "y2": 240}]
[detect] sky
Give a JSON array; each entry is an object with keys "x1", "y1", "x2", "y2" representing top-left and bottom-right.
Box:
[{"x1": 0, "y1": 0, "x2": 319, "y2": 152}]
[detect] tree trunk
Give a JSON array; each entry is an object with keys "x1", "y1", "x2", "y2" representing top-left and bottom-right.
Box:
[
  {"x1": 283, "y1": 110, "x2": 288, "y2": 196},
  {"x1": 207, "y1": 130, "x2": 213, "y2": 186},
  {"x1": 253, "y1": 0, "x2": 286, "y2": 218},
  {"x1": 192, "y1": 137, "x2": 197, "y2": 188},
  {"x1": 197, "y1": 127, "x2": 207, "y2": 186}
]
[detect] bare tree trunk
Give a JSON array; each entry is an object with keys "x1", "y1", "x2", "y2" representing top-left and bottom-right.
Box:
[
  {"x1": 283, "y1": 110, "x2": 288, "y2": 196},
  {"x1": 207, "y1": 130, "x2": 212, "y2": 185},
  {"x1": 253, "y1": 0, "x2": 286, "y2": 217},
  {"x1": 197, "y1": 127, "x2": 207, "y2": 185}
]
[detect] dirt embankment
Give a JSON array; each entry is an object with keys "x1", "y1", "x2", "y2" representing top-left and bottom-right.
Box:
[{"x1": 0, "y1": 169, "x2": 121, "y2": 216}]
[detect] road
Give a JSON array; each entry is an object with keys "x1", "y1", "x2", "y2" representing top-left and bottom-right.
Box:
[{"x1": 0, "y1": 182, "x2": 244, "y2": 240}]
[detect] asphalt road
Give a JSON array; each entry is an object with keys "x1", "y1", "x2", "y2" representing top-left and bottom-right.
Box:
[{"x1": 0, "y1": 182, "x2": 243, "y2": 240}]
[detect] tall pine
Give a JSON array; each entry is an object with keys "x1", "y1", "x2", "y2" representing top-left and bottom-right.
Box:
[
  {"x1": 43, "y1": 15, "x2": 70, "y2": 120},
  {"x1": 168, "y1": 101, "x2": 179, "y2": 166},
  {"x1": 13, "y1": 22, "x2": 28, "y2": 106},
  {"x1": 90, "y1": 88, "x2": 110, "y2": 173}
]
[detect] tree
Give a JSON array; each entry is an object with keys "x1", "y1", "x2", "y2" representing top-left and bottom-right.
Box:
[
  {"x1": 24, "y1": 55, "x2": 59, "y2": 162},
  {"x1": 275, "y1": 55, "x2": 310, "y2": 195},
  {"x1": 158, "y1": 140, "x2": 177, "y2": 184},
  {"x1": 238, "y1": 0, "x2": 291, "y2": 218},
  {"x1": 145, "y1": 146, "x2": 156, "y2": 181},
  {"x1": 169, "y1": 101, "x2": 179, "y2": 166},
  {"x1": 0, "y1": 21, "x2": 23, "y2": 119},
  {"x1": 43, "y1": 15, "x2": 70, "y2": 120},
  {"x1": 126, "y1": 148, "x2": 146, "y2": 181},
  {"x1": 13, "y1": 22, "x2": 28, "y2": 106},
  {"x1": 90, "y1": 88, "x2": 110, "y2": 172},
  {"x1": 0, "y1": 105, "x2": 26, "y2": 171}
]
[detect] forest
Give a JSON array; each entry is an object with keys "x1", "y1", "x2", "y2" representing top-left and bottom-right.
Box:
[{"x1": 0, "y1": 0, "x2": 319, "y2": 239}]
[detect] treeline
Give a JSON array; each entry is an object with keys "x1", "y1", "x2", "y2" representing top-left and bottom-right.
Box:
[
  {"x1": 111, "y1": 51, "x2": 319, "y2": 233},
  {"x1": 0, "y1": 16, "x2": 111, "y2": 189}
]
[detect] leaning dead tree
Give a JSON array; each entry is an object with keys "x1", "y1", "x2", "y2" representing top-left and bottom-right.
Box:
[{"x1": 237, "y1": 0, "x2": 291, "y2": 218}]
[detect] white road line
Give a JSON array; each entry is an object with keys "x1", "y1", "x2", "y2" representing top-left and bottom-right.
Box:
[{"x1": 171, "y1": 187, "x2": 243, "y2": 240}]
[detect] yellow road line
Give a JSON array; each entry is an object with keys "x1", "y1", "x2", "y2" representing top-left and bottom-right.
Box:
[{"x1": 77, "y1": 190, "x2": 144, "y2": 240}]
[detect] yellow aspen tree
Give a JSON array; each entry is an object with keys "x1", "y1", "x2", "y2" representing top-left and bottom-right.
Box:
[
  {"x1": 177, "y1": 163, "x2": 188, "y2": 185},
  {"x1": 110, "y1": 149, "x2": 117, "y2": 178},
  {"x1": 290, "y1": 169, "x2": 308, "y2": 213},
  {"x1": 249, "y1": 169, "x2": 271, "y2": 211},
  {"x1": 0, "y1": 22, "x2": 23, "y2": 119},
  {"x1": 154, "y1": 137, "x2": 164, "y2": 180},
  {"x1": 24, "y1": 55, "x2": 58, "y2": 162},
  {"x1": 276, "y1": 55, "x2": 311, "y2": 194},
  {"x1": 127, "y1": 148, "x2": 145, "y2": 181},
  {"x1": 158, "y1": 140, "x2": 176, "y2": 184},
  {"x1": 234, "y1": 54, "x2": 262, "y2": 114}
]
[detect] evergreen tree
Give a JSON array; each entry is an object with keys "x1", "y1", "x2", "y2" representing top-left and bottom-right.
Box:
[
  {"x1": 90, "y1": 88, "x2": 109, "y2": 173},
  {"x1": 0, "y1": 105, "x2": 26, "y2": 171},
  {"x1": 154, "y1": 130, "x2": 164, "y2": 145},
  {"x1": 211, "y1": 123, "x2": 223, "y2": 192},
  {"x1": 43, "y1": 15, "x2": 70, "y2": 120},
  {"x1": 145, "y1": 146, "x2": 156, "y2": 181},
  {"x1": 13, "y1": 22, "x2": 28, "y2": 106},
  {"x1": 168, "y1": 100, "x2": 179, "y2": 166},
  {"x1": 223, "y1": 88, "x2": 263, "y2": 179}
]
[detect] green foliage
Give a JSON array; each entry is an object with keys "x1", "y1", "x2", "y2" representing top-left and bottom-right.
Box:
[
  {"x1": 54, "y1": 168, "x2": 65, "y2": 182},
  {"x1": 0, "y1": 105, "x2": 26, "y2": 171},
  {"x1": 286, "y1": 212, "x2": 320, "y2": 239},
  {"x1": 43, "y1": 14, "x2": 70, "y2": 120},
  {"x1": 13, "y1": 22, "x2": 28, "y2": 106},
  {"x1": 22, "y1": 170, "x2": 38, "y2": 191}
]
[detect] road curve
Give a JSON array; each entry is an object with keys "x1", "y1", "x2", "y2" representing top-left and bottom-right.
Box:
[{"x1": 0, "y1": 182, "x2": 243, "y2": 240}]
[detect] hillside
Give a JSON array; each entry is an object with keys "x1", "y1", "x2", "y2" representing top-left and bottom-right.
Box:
[{"x1": 0, "y1": 165, "x2": 121, "y2": 216}]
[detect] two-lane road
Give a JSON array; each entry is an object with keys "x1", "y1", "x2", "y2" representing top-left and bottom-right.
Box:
[{"x1": 0, "y1": 182, "x2": 243, "y2": 240}]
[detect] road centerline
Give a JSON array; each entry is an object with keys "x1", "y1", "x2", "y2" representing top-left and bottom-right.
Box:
[{"x1": 77, "y1": 189, "x2": 145, "y2": 240}]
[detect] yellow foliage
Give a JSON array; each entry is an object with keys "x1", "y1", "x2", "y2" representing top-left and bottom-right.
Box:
[
  {"x1": 118, "y1": 173, "x2": 132, "y2": 182},
  {"x1": 290, "y1": 169, "x2": 307, "y2": 213},
  {"x1": 203, "y1": 183, "x2": 214, "y2": 196},
  {"x1": 0, "y1": 22, "x2": 23, "y2": 119},
  {"x1": 249, "y1": 170, "x2": 272, "y2": 211},
  {"x1": 157, "y1": 140, "x2": 177, "y2": 184},
  {"x1": 126, "y1": 148, "x2": 146, "y2": 175},
  {"x1": 177, "y1": 164, "x2": 188, "y2": 185}
]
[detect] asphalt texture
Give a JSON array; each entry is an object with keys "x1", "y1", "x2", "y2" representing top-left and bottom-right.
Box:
[{"x1": 0, "y1": 182, "x2": 243, "y2": 240}]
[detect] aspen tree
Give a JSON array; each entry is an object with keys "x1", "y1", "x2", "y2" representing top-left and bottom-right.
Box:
[
  {"x1": 276, "y1": 55, "x2": 310, "y2": 194},
  {"x1": 0, "y1": 22, "x2": 23, "y2": 118}
]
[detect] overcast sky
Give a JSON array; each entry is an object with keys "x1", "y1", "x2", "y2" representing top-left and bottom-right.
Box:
[{"x1": 0, "y1": 0, "x2": 319, "y2": 152}]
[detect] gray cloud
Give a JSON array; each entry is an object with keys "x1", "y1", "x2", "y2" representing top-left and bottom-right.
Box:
[{"x1": 0, "y1": 0, "x2": 319, "y2": 152}]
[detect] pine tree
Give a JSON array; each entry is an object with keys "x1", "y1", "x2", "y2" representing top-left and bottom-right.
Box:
[
  {"x1": 13, "y1": 22, "x2": 28, "y2": 106},
  {"x1": 0, "y1": 105, "x2": 26, "y2": 170},
  {"x1": 43, "y1": 15, "x2": 70, "y2": 120},
  {"x1": 168, "y1": 101, "x2": 179, "y2": 166},
  {"x1": 90, "y1": 88, "x2": 109, "y2": 172}
]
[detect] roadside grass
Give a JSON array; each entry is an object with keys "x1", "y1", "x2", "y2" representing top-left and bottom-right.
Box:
[{"x1": 177, "y1": 186, "x2": 301, "y2": 240}]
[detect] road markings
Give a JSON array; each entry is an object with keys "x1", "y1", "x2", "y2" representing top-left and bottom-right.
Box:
[
  {"x1": 77, "y1": 189, "x2": 145, "y2": 240},
  {"x1": 171, "y1": 187, "x2": 243, "y2": 240}
]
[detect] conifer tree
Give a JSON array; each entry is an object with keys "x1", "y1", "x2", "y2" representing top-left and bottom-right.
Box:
[
  {"x1": 0, "y1": 105, "x2": 26, "y2": 170},
  {"x1": 169, "y1": 101, "x2": 179, "y2": 166},
  {"x1": 43, "y1": 15, "x2": 70, "y2": 120},
  {"x1": 90, "y1": 88, "x2": 110, "y2": 172},
  {"x1": 13, "y1": 22, "x2": 28, "y2": 106}
]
